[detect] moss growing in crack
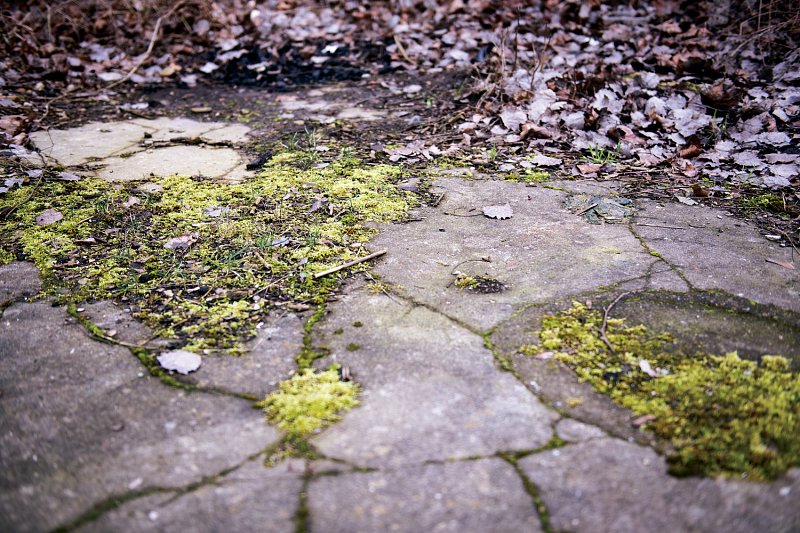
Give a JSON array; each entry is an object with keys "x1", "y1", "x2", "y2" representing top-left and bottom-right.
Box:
[
  {"x1": 505, "y1": 170, "x2": 551, "y2": 184},
  {"x1": 454, "y1": 275, "x2": 506, "y2": 294},
  {"x1": 256, "y1": 367, "x2": 359, "y2": 438},
  {"x1": 0, "y1": 151, "x2": 414, "y2": 354},
  {"x1": 519, "y1": 302, "x2": 800, "y2": 480},
  {"x1": 346, "y1": 342, "x2": 361, "y2": 351},
  {"x1": 454, "y1": 275, "x2": 480, "y2": 289}
]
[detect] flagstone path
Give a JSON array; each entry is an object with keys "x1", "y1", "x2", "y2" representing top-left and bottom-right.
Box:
[{"x1": 1, "y1": 105, "x2": 798, "y2": 532}]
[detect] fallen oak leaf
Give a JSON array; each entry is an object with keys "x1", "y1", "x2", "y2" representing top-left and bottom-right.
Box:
[
  {"x1": 157, "y1": 350, "x2": 201, "y2": 374},
  {"x1": 482, "y1": 203, "x2": 513, "y2": 220},
  {"x1": 164, "y1": 232, "x2": 199, "y2": 250},
  {"x1": 36, "y1": 209, "x2": 63, "y2": 226}
]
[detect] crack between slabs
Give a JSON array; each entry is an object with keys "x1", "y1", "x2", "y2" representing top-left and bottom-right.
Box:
[
  {"x1": 627, "y1": 219, "x2": 693, "y2": 290},
  {"x1": 66, "y1": 305, "x2": 259, "y2": 401},
  {"x1": 51, "y1": 448, "x2": 268, "y2": 532}
]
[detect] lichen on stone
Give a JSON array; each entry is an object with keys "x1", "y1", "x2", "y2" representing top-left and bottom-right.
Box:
[
  {"x1": 519, "y1": 302, "x2": 800, "y2": 480},
  {"x1": 256, "y1": 367, "x2": 359, "y2": 437}
]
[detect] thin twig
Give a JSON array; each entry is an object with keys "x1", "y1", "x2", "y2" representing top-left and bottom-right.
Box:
[
  {"x1": 313, "y1": 249, "x2": 387, "y2": 279},
  {"x1": 600, "y1": 292, "x2": 631, "y2": 353},
  {"x1": 106, "y1": 0, "x2": 186, "y2": 90},
  {"x1": 252, "y1": 249, "x2": 271, "y2": 270},
  {"x1": 393, "y1": 34, "x2": 416, "y2": 66},
  {"x1": 575, "y1": 202, "x2": 599, "y2": 216}
]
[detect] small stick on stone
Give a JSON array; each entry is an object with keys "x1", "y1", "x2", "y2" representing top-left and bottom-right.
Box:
[
  {"x1": 252, "y1": 249, "x2": 271, "y2": 271},
  {"x1": 313, "y1": 249, "x2": 387, "y2": 279},
  {"x1": 600, "y1": 291, "x2": 631, "y2": 353},
  {"x1": 576, "y1": 202, "x2": 599, "y2": 216}
]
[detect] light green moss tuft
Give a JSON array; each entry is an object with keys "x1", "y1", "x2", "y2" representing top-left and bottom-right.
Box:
[
  {"x1": 257, "y1": 367, "x2": 359, "y2": 437},
  {"x1": 520, "y1": 302, "x2": 800, "y2": 480}
]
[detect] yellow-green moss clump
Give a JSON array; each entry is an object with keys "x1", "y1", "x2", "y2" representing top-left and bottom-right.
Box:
[
  {"x1": 505, "y1": 170, "x2": 550, "y2": 184},
  {"x1": 519, "y1": 302, "x2": 800, "y2": 480},
  {"x1": 257, "y1": 367, "x2": 359, "y2": 437},
  {"x1": 0, "y1": 152, "x2": 414, "y2": 353}
]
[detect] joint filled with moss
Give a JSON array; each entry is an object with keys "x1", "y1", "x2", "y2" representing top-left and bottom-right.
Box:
[
  {"x1": 256, "y1": 366, "x2": 359, "y2": 439},
  {"x1": 518, "y1": 302, "x2": 800, "y2": 480}
]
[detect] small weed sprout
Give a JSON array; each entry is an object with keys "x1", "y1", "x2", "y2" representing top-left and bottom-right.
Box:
[{"x1": 585, "y1": 142, "x2": 621, "y2": 164}]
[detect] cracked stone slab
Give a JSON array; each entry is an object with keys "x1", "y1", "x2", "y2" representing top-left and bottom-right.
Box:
[
  {"x1": 0, "y1": 302, "x2": 279, "y2": 532},
  {"x1": 29, "y1": 118, "x2": 253, "y2": 182},
  {"x1": 311, "y1": 281, "x2": 557, "y2": 468},
  {"x1": 79, "y1": 300, "x2": 304, "y2": 397},
  {"x1": 81, "y1": 300, "x2": 155, "y2": 346},
  {"x1": 79, "y1": 458, "x2": 303, "y2": 533},
  {"x1": 0, "y1": 261, "x2": 41, "y2": 307},
  {"x1": 491, "y1": 289, "x2": 800, "y2": 440},
  {"x1": 129, "y1": 117, "x2": 250, "y2": 144},
  {"x1": 30, "y1": 121, "x2": 152, "y2": 166},
  {"x1": 96, "y1": 145, "x2": 245, "y2": 181},
  {"x1": 189, "y1": 313, "x2": 305, "y2": 397},
  {"x1": 308, "y1": 458, "x2": 543, "y2": 533},
  {"x1": 633, "y1": 201, "x2": 800, "y2": 312},
  {"x1": 610, "y1": 291, "x2": 800, "y2": 366},
  {"x1": 370, "y1": 177, "x2": 656, "y2": 331},
  {"x1": 518, "y1": 438, "x2": 800, "y2": 533}
]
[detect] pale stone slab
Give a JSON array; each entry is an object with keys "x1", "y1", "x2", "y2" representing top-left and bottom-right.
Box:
[
  {"x1": 79, "y1": 459, "x2": 302, "y2": 533},
  {"x1": 370, "y1": 177, "x2": 655, "y2": 331},
  {"x1": 633, "y1": 201, "x2": 800, "y2": 312},
  {"x1": 30, "y1": 121, "x2": 150, "y2": 166},
  {"x1": 0, "y1": 302, "x2": 279, "y2": 532},
  {"x1": 130, "y1": 116, "x2": 220, "y2": 141},
  {"x1": 96, "y1": 145, "x2": 244, "y2": 180},
  {"x1": 519, "y1": 439, "x2": 800, "y2": 533},
  {"x1": 308, "y1": 459, "x2": 543, "y2": 533},
  {"x1": 312, "y1": 282, "x2": 558, "y2": 467},
  {"x1": 201, "y1": 124, "x2": 252, "y2": 144}
]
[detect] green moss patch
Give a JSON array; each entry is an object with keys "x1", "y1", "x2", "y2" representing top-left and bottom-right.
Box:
[
  {"x1": 504, "y1": 170, "x2": 551, "y2": 184},
  {"x1": 519, "y1": 302, "x2": 800, "y2": 480},
  {"x1": 256, "y1": 367, "x2": 359, "y2": 437},
  {"x1": 0, "y1": 152, "x2": 414, "y2": 354},
  {"x1": 454, "y1": 275, "x2": 506, "y2": 293}
]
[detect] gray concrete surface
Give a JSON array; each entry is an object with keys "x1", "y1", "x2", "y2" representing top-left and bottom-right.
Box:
[{"x1": 4, "y1": 112, "x2": 800, "y2": 531}]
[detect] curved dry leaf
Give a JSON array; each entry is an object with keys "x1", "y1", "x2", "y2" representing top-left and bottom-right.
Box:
[
  {"x1": 36, "y1": 209, "x2": 63, "y2": 226},
  {"x1": 157, "y1": 350, "x2": 202, "y2": 374},
  {"x1": 482, "y1": 203, "x2": 513, "y2": 220}
]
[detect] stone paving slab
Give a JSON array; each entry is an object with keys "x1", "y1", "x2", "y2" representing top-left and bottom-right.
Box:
[
  {"x1": 29, "y1": 118, "x2": 253, "y2": 183},
  {"x1": 79, "y1": 458, "x2": 303, "y2": 533},
  {"x1": 0, "y1": 302, "x2": 279, "y2": 532},
  {"x1": 81, "y1": 299, "x2": 304, "y2": 398},
  {"x1": 30, "y1": 121, "x2": 153, "y2": 166},
  {"x1": 190, "y1": 313, "x2": 304, "y2": 397},
  {"x1": 96, "y1": 145, "x2": 245, "y2": 181},
  {"x1": 308, "y1": 458, "x2": 542, "y2": 533},
  {"x1": 312, "y1": 281, "x2": 558, "y2": 467},
  {"x1": 0, "y1": 262, "x2": 41, "y2": 307},
  {"x1": 370, "y1": 177, "x2": 658, "y2": 331},
  {"x1": 518, "y1": 438, "x2": 800, "y2": 533},
  {"x1": 632, "y1": 200, "x2": 800, "y2": 311},
  {"x1": 9, "y1": 112, "x2": 800, "y2": 531}
]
